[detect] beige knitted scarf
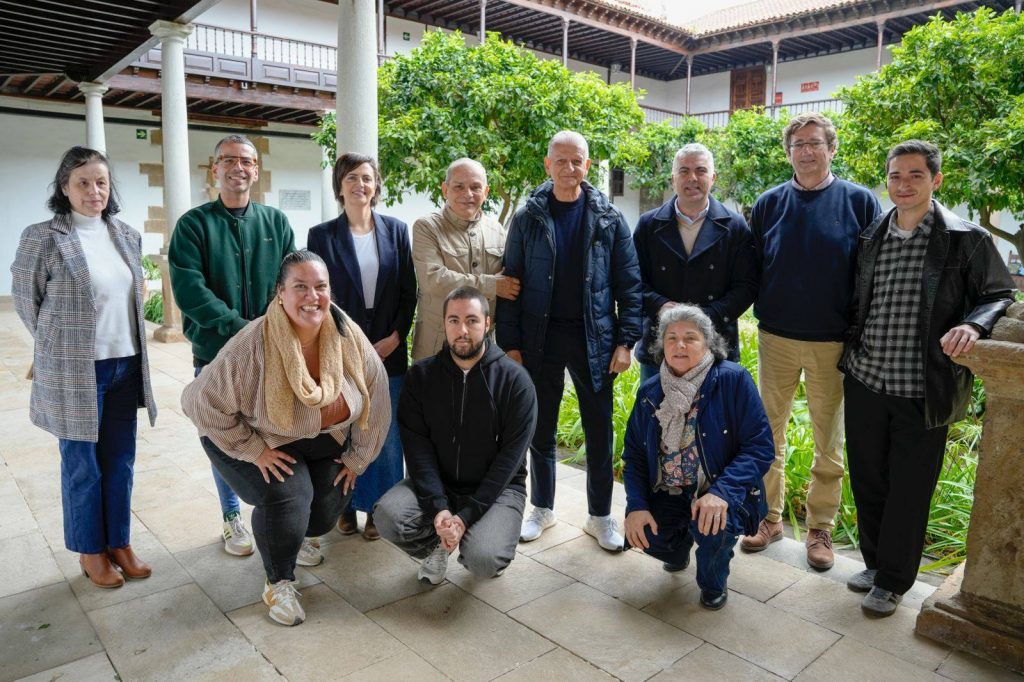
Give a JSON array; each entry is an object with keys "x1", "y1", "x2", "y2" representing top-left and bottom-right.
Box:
[
  {"x1": 263, "y1": 300, "x2": 370, "y2": 432},
  {"x1": 656, "y1": 350, "x2": 714, "y2": 454}
]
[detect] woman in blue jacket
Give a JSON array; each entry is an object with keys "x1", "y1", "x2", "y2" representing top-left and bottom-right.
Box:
[
  {"x1": 307, "y1": 153, "x2": 416, "y2": 543},
  {"x1": 622, "y1": 304, "x2": 773, "y2": 610}
]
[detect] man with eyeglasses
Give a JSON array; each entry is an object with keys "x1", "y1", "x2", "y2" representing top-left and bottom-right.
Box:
[
  {"x1": 741, "y1": 113, "x2": 880, "y2": 571},
  {"x1": 169, "y1": 134, "x2": 295, "y2": 558}
]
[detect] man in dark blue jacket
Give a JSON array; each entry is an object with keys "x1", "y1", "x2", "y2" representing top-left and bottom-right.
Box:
[
  {"x1": 496, "y1": 130, "x2": 644, "y2": 551},
  {"x1": 633, "y1": 143, "x2": 757, "y2": 380}
]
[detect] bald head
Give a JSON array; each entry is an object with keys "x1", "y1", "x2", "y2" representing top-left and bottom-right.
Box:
[{"x1": 442, "y1": 158, "x2": 490, "y2": 221}]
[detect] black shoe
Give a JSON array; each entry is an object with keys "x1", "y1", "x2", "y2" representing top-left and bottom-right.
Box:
[
  {"x1": 662, "y1": 554, "x2": 690, "y2": 572},
  {"x1": 700, "y1": 589, "x2": 728, "y2": 610}
]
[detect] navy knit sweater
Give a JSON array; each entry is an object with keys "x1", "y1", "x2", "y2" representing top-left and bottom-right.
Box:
[{"x1": 750, "y1": 179, "x2": 881, "y2": 341}]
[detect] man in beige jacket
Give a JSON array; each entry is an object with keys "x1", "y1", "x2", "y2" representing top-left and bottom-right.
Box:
[{"x1": 411, "y1": 158, "x2": 520, "y2": 359}]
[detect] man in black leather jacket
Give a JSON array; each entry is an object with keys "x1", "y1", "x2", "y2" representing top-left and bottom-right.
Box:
[{"x1": 839, "y1": 140, "x2": 1015, "y2": 616}]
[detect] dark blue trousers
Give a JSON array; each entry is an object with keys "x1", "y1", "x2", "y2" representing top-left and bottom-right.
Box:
[
  {"x1": 625, "y1": 489, "x2": 740, "y2": 595},
  {"x1": 58, "y1": 355, "x2": 141, "y2": 554},
  {"x1": 528, "y1": 324, "x2": 614, "y2": 517}
]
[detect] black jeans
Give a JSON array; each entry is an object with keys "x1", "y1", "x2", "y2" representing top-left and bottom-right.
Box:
[
  {"x1": 528, "y1": 323, "x2": 614, "y2": 517},
  {"x1": 844, "y1": 375, "x2": 949, "y2": 595},
  {"x1": 204, "y1": 433, "x2": 352, "y2": 582}
]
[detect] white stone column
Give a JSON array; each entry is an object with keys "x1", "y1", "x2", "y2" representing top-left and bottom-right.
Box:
[
  {"x1": 78, "y1": 82, "x2": 109, "y2": 154},
  {"x1": 337, "y1": 0, "x2": 378, "y2": 158},
  {"x1": 150, "y1": 19, "x2": 194, "y2": 342},
  {"x1": 321, "y1": 136, "x2": 338, "y2": 221}
]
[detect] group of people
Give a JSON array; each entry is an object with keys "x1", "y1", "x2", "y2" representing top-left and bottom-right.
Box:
[{"x1": 12, "y1": 111, "x2": 1015, "y2": 628}]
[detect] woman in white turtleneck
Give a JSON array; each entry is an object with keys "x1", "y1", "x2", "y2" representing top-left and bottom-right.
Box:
[{"x1": 11, "y1": 147, "x2": 156, "y2": 589}]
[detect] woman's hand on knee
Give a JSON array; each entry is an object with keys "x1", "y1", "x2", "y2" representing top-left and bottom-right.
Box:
[
  {"x1": 691, "y1": 493, "x2": 728, "y2": 536},
  {"x1": 255, "y1": 447, "x2": 297, "y2": 484},
  {"x1": 625, "y1": 510, "x2": 657, "y2": 550},
  {"x1": 333, "y1": 464, "x2": 356, "y2": 494}
]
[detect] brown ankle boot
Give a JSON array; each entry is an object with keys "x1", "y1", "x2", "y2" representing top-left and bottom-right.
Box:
[
  {"x1": 80, "y1": 553, "x2": 125, "y2": 589},
  {"x1": 107, "y1": 545, "x2": 152, "y2": 580},
  {"x1": 337, "y1": 510, "x2": 358, "y2": 535},
  {"x1": 362, "y1": 513, "x2": 380, "y2": 541}
]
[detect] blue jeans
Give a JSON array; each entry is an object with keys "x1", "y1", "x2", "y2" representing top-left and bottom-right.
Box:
[
  {"x1": 205, "y1": 433, "x2": 351, "y2": 582},
  {"x1": 194, "y1": 365, "x2": 241, "y2": 518},
  {"x1": 528, "y1": 324, "x2": 614, "y2": 517},
  {"x1": 625, "y1": 489, "x2": 740, "y2": 595},
  {"x1": 58, "y1": 355, "x2": 141, "y2": 554},
  {"x1": 348, "y1": 375, "x2": 405, "y2": 513}
]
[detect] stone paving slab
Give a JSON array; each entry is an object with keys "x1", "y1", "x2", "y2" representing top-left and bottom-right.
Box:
[
  {"x1": 445, "y1": 550, "x2": 575, "y2": 613},
  {"x1": 0, "y1": 531, "x2": 63, "y2": 599},
  {"x1": 651, "y1": 642, "x2": 785, "y2": 681},
  {"x1": 793, "y1": 636, "x2": 946, "y2": 681},
  {"x1": 15, "y1": 652, "x2": 118, "y2": 682},
  {"x1": 338, "y1": 648, "x2": 450, "y2": 681},
  {"x1": 508, "y1": 582, "x2": 702, "y2": 681},
  {"x1": 494, "y1": 647, "x2": 616, "y2": 681}
]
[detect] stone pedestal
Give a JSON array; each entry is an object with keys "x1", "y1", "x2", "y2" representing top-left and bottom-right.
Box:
[
  {"x1": 916, "y1": 302, "x2": 1024, "y2": 673},
  {"x1": 150, "y1": 249, "x2": 184, "y2": 343}
]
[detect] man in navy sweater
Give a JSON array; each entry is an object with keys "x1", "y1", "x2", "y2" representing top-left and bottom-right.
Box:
[{"x1": 741, "y1": 113, "x2": 881, "y2": 570}]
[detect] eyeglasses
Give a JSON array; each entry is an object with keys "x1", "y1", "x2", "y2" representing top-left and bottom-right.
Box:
[
  {"x1": 217, "y1": 156, "x2": 258, "y2": 168},
  {"x1": 788, "y1": 141, "x2": 828, "y2": 151}
]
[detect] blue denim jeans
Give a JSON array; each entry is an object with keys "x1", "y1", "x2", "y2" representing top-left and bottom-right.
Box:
[
  {"x1": 625, "y1": 489, "x2": 740, "y2": 595},
  {"x1": 194, "y1": 365, "x2": 240, "y2": 518},
  {"x1": 58, "y1": 355, "x2": 141, "y2": 554},
  {"x1": 348, "y1": 374, "x2": 405, "y2": 513}
]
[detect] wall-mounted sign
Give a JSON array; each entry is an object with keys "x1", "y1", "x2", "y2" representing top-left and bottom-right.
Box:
[
  {"x1": 774, "y1": 92, "x2": 783, "y2": 105},
  {"x1": 800, "y1": 81, "x2": 820, "y2": 93},
  {"x1": 136, "y1": 129, "x2": 148, "y2": 140},
  {"x1": 279, "y1": 189, "x2": 311, "y2": 211},
  {"x1": 403, "y1": 32, "x2": 411, "y2": 41}
]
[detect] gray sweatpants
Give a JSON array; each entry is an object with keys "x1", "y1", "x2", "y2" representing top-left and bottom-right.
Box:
[{"x1": 374, "y1": 478, "x2": 525, "y2": 578}]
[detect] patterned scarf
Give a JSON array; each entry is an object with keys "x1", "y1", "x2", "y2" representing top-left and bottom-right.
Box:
[
  {"x1": 656, "y1": 351, "x2": 713, "y2": 454},
  {"x1": 263, "y1": 300, "x2": 369, "y2": 432}
]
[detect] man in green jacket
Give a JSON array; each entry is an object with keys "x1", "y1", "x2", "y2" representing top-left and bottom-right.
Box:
[{"x1": 169, "y1": 134, "x2": 295, "y2": 558}]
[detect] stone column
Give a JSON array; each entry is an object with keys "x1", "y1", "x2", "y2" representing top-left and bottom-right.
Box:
[
  {"x1": 78, "y1": 82, "x2": 109, "y2": 155},
  {"x1": 561, "y1": 18, "x2": 570, "y2": 68},
  {"x1": 917, "y1": 301, "x2": 1024, "y2": 673},
  {"x1": 149, "y1": 19, "x2": 194, "y2": 343},
  {"x1": 876, "y1": 20, "x2": 886, "y2": 70},
  {"x1": 337, "y1": 0, "x2": 378, "y2": 158},
  {"x1": 321, "y1": 136, "x2": 338, "y2": 221},
  {"x1": 769, "y1": 39, "x2": 780, "y2": 113}
]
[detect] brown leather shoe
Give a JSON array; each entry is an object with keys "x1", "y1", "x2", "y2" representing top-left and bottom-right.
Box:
[
  {"x1": 806, "y1": 529, "x2": 835, "y2": 570},
  {"x1": 740, "y1": 519, "x2": 783, "y2": 552},
  {"x1": 362, "y1": 513, "x2": 380, "y2": 541},
  {"x1": 337, "y1": 510, "x2": 358, "y2": 535},
  {"x1": 107, "y1": 545, "x2": 152, "y2": 580},
  {"x1": 80, "y1": 553, "x2": 125, "y2": 589}
]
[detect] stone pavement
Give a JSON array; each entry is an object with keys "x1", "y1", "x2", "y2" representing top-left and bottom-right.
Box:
[{"x1": 0, "y1": 309, "x2": 1020, "y2": 682}]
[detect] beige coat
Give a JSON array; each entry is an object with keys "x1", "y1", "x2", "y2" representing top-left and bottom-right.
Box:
[{"x1": 411, "y1": 205, "x2": 506, "y2": 360}]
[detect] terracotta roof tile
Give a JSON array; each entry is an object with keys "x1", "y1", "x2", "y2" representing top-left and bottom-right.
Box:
[{"x1": 683, "y1": 0, "x2": 874, "y2": 35}]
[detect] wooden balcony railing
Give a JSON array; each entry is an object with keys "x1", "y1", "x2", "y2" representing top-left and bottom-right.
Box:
[{"x1": 641, "y1": 98, "x2": 845, "y2": 129}]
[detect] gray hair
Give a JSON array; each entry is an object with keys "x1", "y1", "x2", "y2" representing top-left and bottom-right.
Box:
[
  {"x1": 214, "y1": 134, "x2": 258, "y2": 159},
  {"x1": 672, "y1": 143, "x2": 715, "y2": 174},
  {"x1": 650, "y1": 304, "x2": 728, "y2": 363},
  {"x1": 445, "y1": 157, "x2": 487, "y2": 184},
  {"x1": 547, "y1": 130, "x2": 589, "y2": 159}
]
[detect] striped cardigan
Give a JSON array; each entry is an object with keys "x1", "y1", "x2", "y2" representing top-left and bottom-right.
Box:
[
  {"x1": 10, "y1": 214, "x2": 157, "y2": 442},
  {"x1": 180, "y1": 314, "x2": 390, "y2": 474}
]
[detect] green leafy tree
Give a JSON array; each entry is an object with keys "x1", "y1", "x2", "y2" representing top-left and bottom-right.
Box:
[
  {"x1": 701, "y1": 108, "x2": 792, "y2": 218},
  {"x1": 623, "y1": 117, "x2": 705, "y2": 196},
  {"x1": 838, "y1": 8, "x2": 1024, "y2": 257},
  {"x1": 313, "y1": 31, "x2": 648, "y2": 223}
]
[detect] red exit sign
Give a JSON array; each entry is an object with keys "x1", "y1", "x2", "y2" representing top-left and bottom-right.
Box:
[{"x1": 800, "y1": 81, "x2": 820, "y2": 93}]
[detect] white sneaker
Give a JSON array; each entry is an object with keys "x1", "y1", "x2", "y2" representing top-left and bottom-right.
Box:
[
  {"x1": 296, "y1": 537, "x2": 323, "y2": 567},
  {"x1": 584, "y1": 515, "x2": 624, "y2": 552},
  {"x1": 262, "y1": 580, "x2": 305, "y2": 626},
  {"x1": 418, "y1": 543, "x2": 449, "y2": 585},
  {"x1": 222, "y1": 513, "x2": 254, "y2": 556},
  {"x1": 519, "y1": 507, "x2": 556, "y2": 542}
]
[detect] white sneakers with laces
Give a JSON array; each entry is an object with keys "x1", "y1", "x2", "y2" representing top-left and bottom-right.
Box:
[
  {"x1": 222, "y1": 513, "x2": 254, "y2": 556},
  {"x1": 584, "y1": 514, "x2": 624, "y2": 552},
  {"x1": 418, "y1": 543, "x2": 450, "y2": 585},
  {"x1": 263, "y1": 580, "x2": 305, "y2": 626},
  {"x1": 296, "y1": 537, "x2": 323, "y2": 567},
  {"x1": 519, "y1": 507, "x2": 557, "y2": 542}
]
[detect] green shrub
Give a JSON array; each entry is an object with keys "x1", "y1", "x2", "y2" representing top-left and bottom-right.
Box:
[{"x1": 144, "y1": 292, "x2": 164, "y2": 324}]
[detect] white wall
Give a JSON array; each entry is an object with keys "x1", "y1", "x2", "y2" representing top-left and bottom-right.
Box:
[{"x1": 772, "y1": 46, "x2": 891, "y2": 106}]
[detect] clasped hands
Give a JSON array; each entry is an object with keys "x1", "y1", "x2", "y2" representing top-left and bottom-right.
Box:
[{"x1": 433, "y1": 510, "x2": 466, "y2": 552}]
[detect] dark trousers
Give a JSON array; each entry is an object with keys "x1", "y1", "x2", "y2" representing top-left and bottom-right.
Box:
[
  {"x1": 529, "y1": 324, "x2": 614, "y2": 517},
  {"x1": 624, "y1": 489, "x2": 740, "y2": 595},
  {"x1": 844, "y1": 375, "x2": 949, "y2": 595},
  {"x1": 204, "y1": 433, "x2": 351, "y2": 583},
  {"x1": 58, "y1": 355, "x2": 141, "y2": 554}
]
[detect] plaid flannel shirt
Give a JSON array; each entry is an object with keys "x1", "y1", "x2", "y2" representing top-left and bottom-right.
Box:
[{"x1": 847, "y1": 207, "x2": 935, "y2": 398}]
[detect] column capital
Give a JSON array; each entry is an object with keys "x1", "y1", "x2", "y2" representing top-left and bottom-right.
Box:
[
  {"x1": 562, "y1": 16, "x2": 570, "y2": 28},
  {"x1": 149, "y1": 20, "x2": 194, "y2": 43},
  {"x1": 78, "y1": 81, "x2": 109, "y2": 97}
]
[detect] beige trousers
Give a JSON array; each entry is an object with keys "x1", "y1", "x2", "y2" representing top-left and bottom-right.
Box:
[{"x1": 757, "y1": 329, "x2": 845, "y2": 531}]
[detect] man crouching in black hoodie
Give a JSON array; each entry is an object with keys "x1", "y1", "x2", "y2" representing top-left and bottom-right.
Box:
[{"x1": 374, "y1": 286, "x2": 538, "y2": 584}]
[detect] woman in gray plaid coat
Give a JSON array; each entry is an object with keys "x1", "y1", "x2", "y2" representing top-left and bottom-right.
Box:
[{"x1": 11, "y1": 147, "x2": 157, "y2": 589}]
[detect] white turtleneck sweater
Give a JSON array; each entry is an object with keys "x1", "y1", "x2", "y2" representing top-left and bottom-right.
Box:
[{"x1": 71, "y1": 211, "x2": 140, "y2": 360}]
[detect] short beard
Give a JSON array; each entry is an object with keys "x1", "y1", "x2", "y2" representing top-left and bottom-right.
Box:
[{"x1": 450, "y1": 337, "x2": 486, "y2": 361}]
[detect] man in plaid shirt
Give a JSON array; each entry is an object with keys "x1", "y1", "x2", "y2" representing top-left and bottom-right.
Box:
[{"x1": 839, "y1": 140, "x2": 1015, "y2": 617}]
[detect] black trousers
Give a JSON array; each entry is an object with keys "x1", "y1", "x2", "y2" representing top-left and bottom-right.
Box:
[
  {"x1": 204, "y1": 433, "x2": 352, "y2": 583},
  {"x1": 843, "y1": 375, "x2": 949, "y2": 595}
]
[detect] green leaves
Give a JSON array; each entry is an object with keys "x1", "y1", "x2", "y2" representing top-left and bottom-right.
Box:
[{"x1": 314, "y1": 30, "x2": 645, "y2": 222}]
